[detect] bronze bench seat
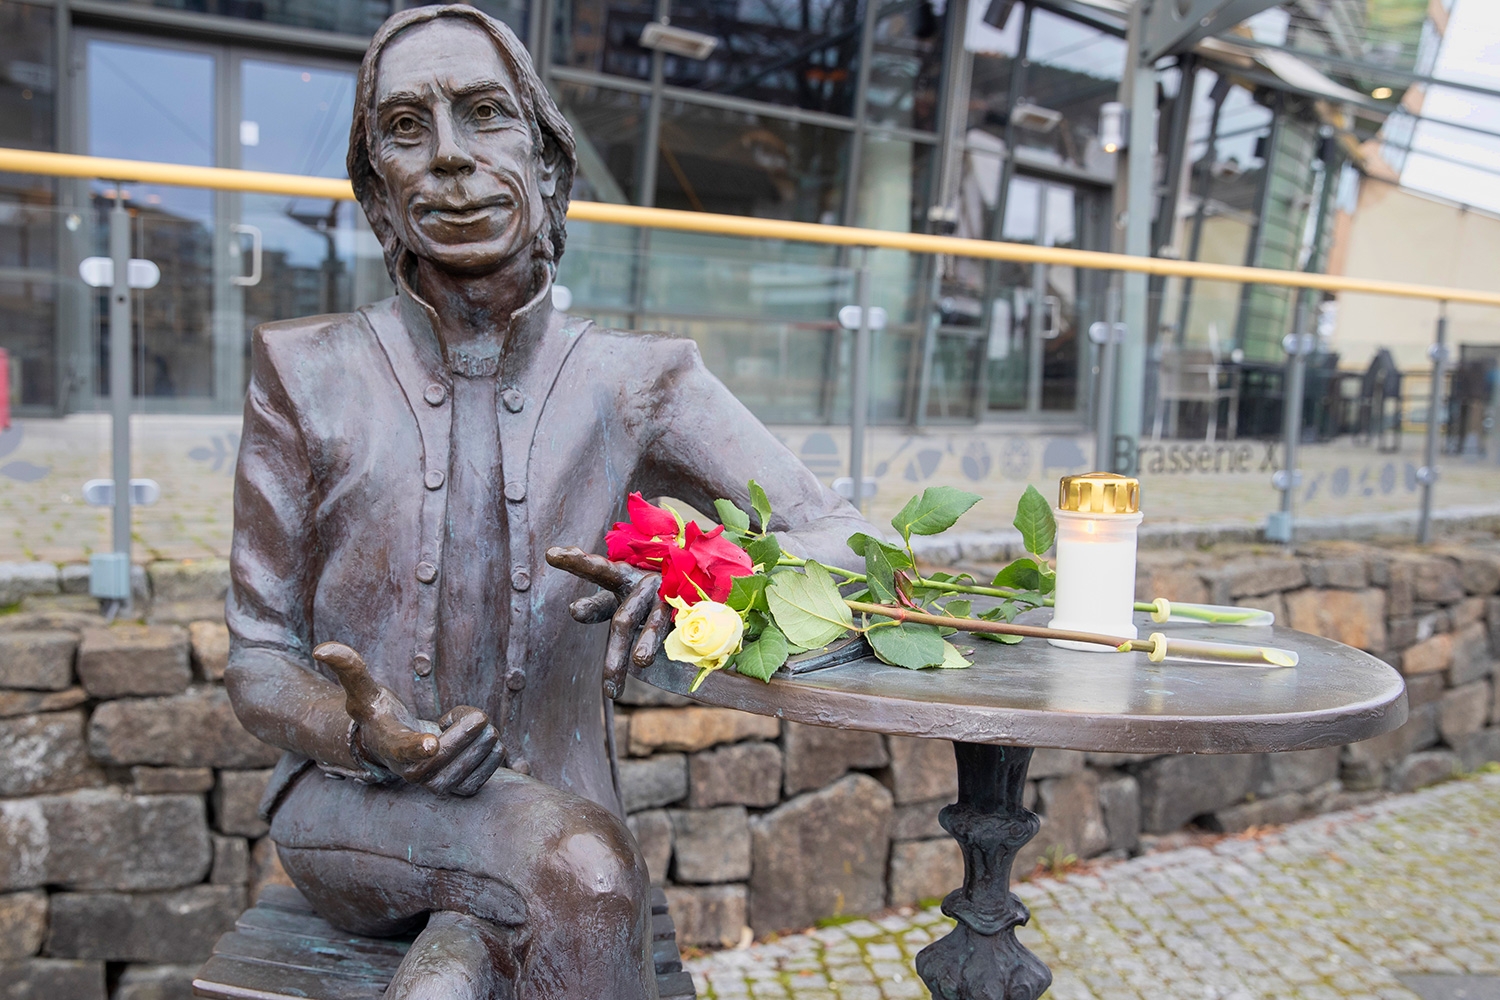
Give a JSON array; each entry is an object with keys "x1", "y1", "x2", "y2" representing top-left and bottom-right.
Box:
[{"x1": 192, "y1": 884, "x2": 696, "y2": 1000}]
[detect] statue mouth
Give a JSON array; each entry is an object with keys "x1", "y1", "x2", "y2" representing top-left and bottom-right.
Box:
[{"x1": 424, "y1": 195, "x2": 514, "y2": 226}]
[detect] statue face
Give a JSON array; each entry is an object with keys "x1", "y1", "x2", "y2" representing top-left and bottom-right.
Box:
[{"x1": 369, "y1": 19, "x2": 555, "y2": 276}]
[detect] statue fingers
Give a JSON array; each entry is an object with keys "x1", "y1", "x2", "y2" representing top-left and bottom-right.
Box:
[
  {"x1": 313, "y1": 641, "x2": 384, "y2": 721},
  {"x1": 448, "y1": 738, "x2": 508, "y2": 798},
  {"x1": 631, "y1": 599, "x2": 671, "y2": 668},
  {"x1": 425, "y1": 725, "x2": 501, "y2": 796},
  {"x1": 404, "y1": 708, "x2": 489, "y2": 783},
  {"x1": 570, "y1": 590, "x2": 620, "y2": 624},
  {"x1": 546, "y1": 546, "x2": 634, "y2": 590},
  {"x1": 604, "y1": 581, "x2": 657, "y2": 699}
]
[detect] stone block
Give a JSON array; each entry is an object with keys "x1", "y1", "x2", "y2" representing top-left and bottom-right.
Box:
[
  {"x1": 881, "y1": 736, "x2": 957, "y2": 805},
  {"x1": 0, "y1": 710, "x2": 104, "y2": 797},
  {"x1": 250, "y1": 837, "x2": 292, "y2": 900},
  {"x1": 625, "y1": 809, "x2": 672, "y2": 886},
  {"x1": 187, "y1": 621, "x2": 229, "y2": 682},
  {"x1": 1136, "y1": 565, "x2": 1208, "y2": 605},
  {"x1": 1413, "y1": 558, "x2": 1465, "y2": 604},
  {"x1": 618, "y1": 754, "x2": 687, "y2": 812},
  {"x1": 663, "y1": 885, "x2": 747, "y2": 948},
  {"x1": 1135, "y1": 753, "x2": 1258, "y2": 833},
  {"x1": 687, "y1": 741, "x2": 781, "y2": 809},
  {"x1": 1440, "y1": 680, "x2": 1492, "y2": 746},
  {"x1": 0, "y1": 790, "x2": 211, "y2": 892},
  {"x1": 77, "y1": 625, "x2": 190, "y2": 699},
  {"x1": 1402, "y1": 633, "x2": 1454, "y2": 676},
  {"x1": 1208, "y1": 791, "x2": 1310, "y2": 833},
  {"x1": 1454, "y1": 551, "x2": 1500, "y2": 595},
  {"x1": 0, "y1": 959, "x2": 105, "y2": 1000},
  {"x1": 0, "y1": 631, "x2": 76, "y2": 690},
  {"x1": 1097, "y1": 774, "x2": 1140, "y2": 854},
  {"x1": 0, "y1": 687, "x2": 87, "y2": 719},
  {"x1": 1258, "y1": 747, "x2": 1340, "y2": 796},
  {"x1": 1405, "y1": 672, "x2": 1447, "y2": 707},
  {"x1": 45, "y1": 885, "x2": 245, "y2": 963},
  {"x1": 782, "y1": 722, "x2": 889, "y2": 795},
  {"x1": 1387, "y1": 616, "x2": 1419, "y2": 651},
  {"x1": 1389, "y1": 750, "x2": 1461, "y2": 793},
  {"x1": 627, "y1": 707, "x2": 779, "y2": 755},
  {"x1": 1494, "y1": 676, "x2": 1500, "y2": 725},
  {"x1": 132, "y1": 766, "x2": 215, "y2": 795},
  {"x1": 1347, "y1": 702, "x2": 1442, "y2": 788},
  {"x1": 670, "y1": 806, "x2": 750, "y2": 884},
  {"x1": 888, "y1": 838, "x2": 963, "y2": 907},
  {"x1": 210, "y1": 835, "x2": 250, "y2": 886},
  {"x1": 214, "y1": 769, "x2": 274, "y2": 838},
  {"x1": 1236, "y1": 591, "x2": 1285, "y2": 624},
  {"x1": 749, "y1": 774, "x2": 892, "y2": 934},
  {"x1": 1035, "y1": 770, "x2": 1108, "y2": 860},
  {"x1": 0, "y1": 562, "x2": 61, "y2": 606},
  {"x1": 1086, "y1": 751, "x2": 1160, "y2": 767},
  {"x1": 1385, "y1": 559, "x2": 1415, "y2": 617},
  {"x1": 1224, "y1": 558, "x2": 1306, "y2": 598},
  {"x1": 1452, "y1": 597, "x2": 1487, "y2": 630},
  {"x1": 1305, "y1": 556, "x2": 1368, "y2": 589},
  {"x1": 147, "y1": 560, "x2": 230, "y2": 624},
  {"x1": 890, "y1": 798, "x2": 947, "y2": 841},
  {"x1": 1458, "y1": 727, "x2": 1500, "y2": 772},
  {"x1": 1284, "y1": 589, "x2": 1387, "y2": 652},
  {"x1": 0, "y1": 890, "x2": 46, "y2": 958},
  {"x1": 613, "y1": 711, "x2": 628, "y2": 757},
  {"x1": 1448, "y1": 622, "x2": 1494, "y2": 686},
  {"x1": 89, "y1": 687, "x2": 280, "y2": 768},
  {"x1": 616, "y1": 674, "x2": 691, "y2": 707},
  {"x1": 1489, "y1": 597, "x2": 1500, "y2": 656},
  {"x1": 59, "y1": 563, "x2": 89, "y2": 595},
  {"x1": 114, "y1": 964, "x2": 199, "y2": 1000},
  {"x1": 1028, "y1": 748, "x2": 1085, "y2": 780}
]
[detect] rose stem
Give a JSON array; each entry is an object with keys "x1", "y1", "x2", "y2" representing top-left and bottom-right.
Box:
[{"x1": 843, "y1": 600, "x2": 1151, "y2": 652}]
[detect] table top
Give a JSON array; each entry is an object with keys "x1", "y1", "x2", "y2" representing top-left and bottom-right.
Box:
[{"x1": 634, "y1": 612, "x2": 1409, "y2": 755}]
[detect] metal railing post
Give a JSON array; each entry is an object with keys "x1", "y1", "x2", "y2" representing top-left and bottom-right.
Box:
[
  {"x1": 848, "y1": 246, "x2": 873, "y2": 515},
  {"x1": 1266, "y1": 296, "x2": 1315, "y2": 544},
  {"x1": 1092, "y1": 276, "x2": 1121, "y2": 471},
  {"x1": 107, "y1": 188, "x2": 133, "y2": 609},
  {"x1": 1417, "y1": 304, "x2": 1449, "y2": 545}
]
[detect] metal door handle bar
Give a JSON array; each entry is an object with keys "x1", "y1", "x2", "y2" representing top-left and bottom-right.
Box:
[{"x1": 231, "y1": 223, "x2": 262, "y2": 287}]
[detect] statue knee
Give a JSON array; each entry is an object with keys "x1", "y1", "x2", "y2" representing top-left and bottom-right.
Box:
[{"x1": 536, "y1": 808, "x2": 648, "y2": 915}]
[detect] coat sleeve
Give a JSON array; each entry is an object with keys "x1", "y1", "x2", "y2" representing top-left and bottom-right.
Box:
[{"x1": 633, "y1": 338, "x2": 875, "y2": 572}]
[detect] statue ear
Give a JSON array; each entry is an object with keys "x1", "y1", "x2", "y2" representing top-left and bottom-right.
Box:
[{"x1": 536, "y1": 137, "x2": 562, "y2": 199}]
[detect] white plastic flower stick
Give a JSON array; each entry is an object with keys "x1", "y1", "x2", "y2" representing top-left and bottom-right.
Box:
[
  {"x1": 1149, "y1": 598, "x2": 1275, "y2": 627},
  {"x1": 1144, "y1": 632, "x2": 1298, "y2": 667}
]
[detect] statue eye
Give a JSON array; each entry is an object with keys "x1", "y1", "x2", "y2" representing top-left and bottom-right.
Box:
[
  {"x1": 391, "y1": 114, "x2": 423, "y2": 137},
  {"x1": 474, "y1": 102, "x2": 502, "y2": 122}
]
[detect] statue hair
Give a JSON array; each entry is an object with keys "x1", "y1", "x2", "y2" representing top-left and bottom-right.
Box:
[{"x1": 348, "y1": 5, "x2": 577, "y2": 281}]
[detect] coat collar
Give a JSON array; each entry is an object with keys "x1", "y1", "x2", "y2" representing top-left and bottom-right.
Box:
[{"x1": 395, "y1": 253, "x2": 557, "y2": 380}]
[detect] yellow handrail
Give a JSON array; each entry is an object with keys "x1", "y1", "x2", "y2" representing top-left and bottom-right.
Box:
[{"x1": 5, "y1": 146, "x2": 1499, "y2": 309}]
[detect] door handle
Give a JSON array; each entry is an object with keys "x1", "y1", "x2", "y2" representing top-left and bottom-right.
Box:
[
  {"x1": 1042, "y1": 295, "x2": 1062, "y2": 339},
  {"x1": 231, "y1": 224, "x2": 262, "y2": 287}
]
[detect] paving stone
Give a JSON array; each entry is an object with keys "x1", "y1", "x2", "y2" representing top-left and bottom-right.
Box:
[
  {"x1": 890, "y1": 798, "x2": 947, "y2": 841},
  {"x1": 749, "y1": 774, "x2": 892, "y2": 934},
  {"x1": 0, "y1": 958, "x2": 105, "y2": 1000},
  {"x1": 131, "y1": 766, "x2": 215, "y2": 795},
  {"x1": 1029, "y1": 748, "x2": 1085, "y2": 779},
  {"x1": 628, "y1": 706, "x2": 779, "y2": 755},
  {"x1": 187, "y1": 621, "x2": 229, "y2": 682},
  {"x1": 1285, "y1": 589, "x2": 1387, "y2": 652},
  {"x1": 689, "y1": 741, "x2": 782, "y2": 808},
  {"x1": 1035, "y1": 770, "x2": 1108, "y2": 859},
  {"x1": 113, "y1": 964, "x2": 199, "y2": 1000},
  {"x1": 782, "y1": 722, "x2": 889, "y2": 795},
  {"x1": 45, "y1": 885, "x2": 245, "y2": 963},
  {"x1": 887, "y1": 838, "x2": 963, "y2": 907},
  {"x1": 210, "y1": 835, "x2": 250, "y2": 886},
  {"x1": 0, "y1": 686, "x2": 87, "y2": 718},
  {"x1": 619, "y1": 753, "x2": 688, "y2": 811},
  {"x1": 671, "y1": 806, "x2": 751, "y2": 884},
  {"x1": 1390, "y1": 750, "x2": 1461, "y2": 793},
  {"x1": 0, "y1": 890, "x2": 46, "y2": 958},
  {"x1": 1259, "y1": 747, "x2": 1341, "y2": 796},
  {"x1": 1448, "y1": 622, "x2": 1494, "y2": 686},
  {"x1": 1403, "y1": 633, "x2": 1455, "y2": 676},
  {"x1": 0, "y1": 562, "x2": 61, "y2": 606},
  {"x1": 213, "y1": 768, "x2": 274, "y2": 838},
  {"x1": 1440, "y1": 680, "x2": 1492, "y2": 746},
  {"x1": 0, "y1": 631, "x2": 76, "y2": 690},
  {"x1": 1414, "y1": 559, "x2": 1466, "y2": 604},
  {"x1": 1097, "y1": 773, "x2": 1140, "y2": 854},
  {"x1": 626, "y1": 809, "x2": 672, "y2": 886},
  {"x1": 664, "y1": 884, "x2": 747, "y2": 948},
  {"x1": 77, "y1": 625, "x2": 191, "y2": 698},
  {"x1": 0, "y1": 710, "x2": 104, "y2": 796},
  {"x1": 88, "y1": 686, "x2": 280, "y2": 768},
  {"x1": 1135, "y1": 753, "x2": 1258, "y2": 833},
  {"x1": 881, "y1": 736, "x2": 957, "y2": 805},
  {"x1": 0, "y1": 789, "x2": 211, "y2": 892}
]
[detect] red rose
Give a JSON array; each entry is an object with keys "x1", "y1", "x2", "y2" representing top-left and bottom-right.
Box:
[
  {"x1": 606, "y1": 493, "x2": 680, "y2": 569},
  {"x1": 659, "y1": 522, "x2": 754, "y2": 605}
]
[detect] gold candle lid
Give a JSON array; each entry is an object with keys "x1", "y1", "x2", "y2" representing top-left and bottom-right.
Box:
[{"x1": 1058, "y1": 472, "x2": 1140, "y2": 514}]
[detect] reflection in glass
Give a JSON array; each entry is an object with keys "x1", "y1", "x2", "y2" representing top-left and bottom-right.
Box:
[
  {"x1": 556, "y1": 82, "x2": 647, "y2": 205},
  {"x1": 654, "y1": 100, "x2": 849, "y2": 222},
  {"x1": 1014, "y1": 9, "x2": 1124, "y2": 173},
  {"x1": 964, "y1": 0, "x2": 1020, "y2": 142},
  {"x1": 863, "y1": 0, "x2": 947, "y2": 130},
  {"x1": 94, "y1": 0, "x2": 392, "y2": 37},
  {"x1": 551, "y1": 0, "x2": 657, "y2": 82}
]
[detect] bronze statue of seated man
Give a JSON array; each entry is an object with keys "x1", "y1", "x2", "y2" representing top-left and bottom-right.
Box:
[{"x1": 224, "y1": 6, "x2": 866, "y2": 997}]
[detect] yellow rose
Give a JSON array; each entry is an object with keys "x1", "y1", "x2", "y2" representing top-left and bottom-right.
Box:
[{"x1": 664, "y1": 597, "x2": 744, "y2": 684}]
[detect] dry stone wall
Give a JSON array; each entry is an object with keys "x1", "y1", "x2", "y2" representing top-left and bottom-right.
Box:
[{"x1": 1, "y1": 536, "x2": 1499, "y2": 992}]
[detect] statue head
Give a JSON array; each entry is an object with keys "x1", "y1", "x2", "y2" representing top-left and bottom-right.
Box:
[{"x1": 349, "y1": 5, "x2": 577, "y2": 282}]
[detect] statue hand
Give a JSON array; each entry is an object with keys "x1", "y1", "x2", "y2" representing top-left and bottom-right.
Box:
[
  {"x1": 313, "y1": 643, "x2": 506, "y2": 796},
  {"x1": 545, "y1": 546, "x2": 672, "y2": 700}
]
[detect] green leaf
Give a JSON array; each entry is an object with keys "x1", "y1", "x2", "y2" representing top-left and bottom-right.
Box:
[
  {"x1": 865, "y1": 549, "x2": 908, "y2": 606},
  {"x1": 975, "y1": 629, "x2": 1024, "y2": 645},
  {"x1": 1037, "y1": 563, "x2": 1057, "y2": 597},
  {"x1": 1014, "y1": 485, "x2": 1057, "y2": 555},
  {"x1": 749, "y1": 480, "x2": 773, "y2": 531},
  {"x1": 941, "y1": 599, "x2": 972, "y2": 619},
  {"x1": 846, "y1": 532, "x2": 913, "y2": 569},
  {"x1": 766, "y1": 561, "x2": 854, "y2": 649},
  {"x1": 734, "y1": 624, "x2": 789, "y2": 682},
  {"x1": 726, "y1": 574, "x2": 769, "y2": 613},
  {"x1": 938, "y1": 640, "x2": 972, "y2": 668},
  {"x1": 714, "y1": 499, "x2": 751, "y2": 534},
  {"x1": 745, "y1": 533, "x2": 782, "y2": 573},
  {"x1": 891, "y1": 487, "x2": 982, "y2": 540},
  {"x1": 990, "y1": 558, "x2": 1043, "y2": 593},
  {"x1": 868, "y1": 621, "x2": 947, "y2": 669}
]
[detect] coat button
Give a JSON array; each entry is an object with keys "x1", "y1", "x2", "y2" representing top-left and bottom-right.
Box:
[
  {"x1": 413, "y1": 653, "x2": 432, "y2": 677},
  {"x1": 416, "y1": 561, "x2": 438, "y2": 584},
  {"x1": 504, "y1": 481, "x2": 525, "y2": 502},
  {"x1": 511, "y1": 566, "x2": 531, "y2": 591},
  {"x1": 424, "y1": 469, "x2": 445, "y2": 490},
  {"x1": 501, "y1": 388, "x2": 524, "y2": 412},
  {"x1": 423, "y1": 383, "x2": 447, "y2": 406},
  {"x1": 505, "y1": 670, "x2": 526, "y2": 691}
]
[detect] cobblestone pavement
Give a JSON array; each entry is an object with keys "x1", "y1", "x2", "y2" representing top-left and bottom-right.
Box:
[{"x1": 686, "y1": 772, "x2": 1500, "y2": 1000}]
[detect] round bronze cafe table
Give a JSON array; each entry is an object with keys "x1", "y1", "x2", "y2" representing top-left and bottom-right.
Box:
[{"x1": 635, "y1": 613, "x2": 1408, "y2": 1000}]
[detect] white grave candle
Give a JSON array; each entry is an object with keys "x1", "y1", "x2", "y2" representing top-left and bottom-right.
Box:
[{"x1": 1048, "y1": 473, "x2": 1142, "y2": 652}]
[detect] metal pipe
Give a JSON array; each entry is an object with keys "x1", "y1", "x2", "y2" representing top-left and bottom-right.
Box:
[
  {"x1": 1267, "y1": 298, "x2": 1314, "y2": 544},
  {"x1": 1094, "y1": 277, "x2": 1120, "y2": 470},
  {"x1": 1418, "y1": 307, "x2": 1448, "y2": 545},
  {"x1": 848, "y1": 247, "x2": 873, "y2": 515},
  {"x1": 108, "y1": 189, "x2": 132, "y2": 567}
]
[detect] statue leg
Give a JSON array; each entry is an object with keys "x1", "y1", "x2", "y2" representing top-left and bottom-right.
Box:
[
  {"x1": 386, "y1": 911, "x2": 519, "y2": 1000},
  {"x1": 269, "y1": 767, "x2": 657, "y2": 1000}
]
